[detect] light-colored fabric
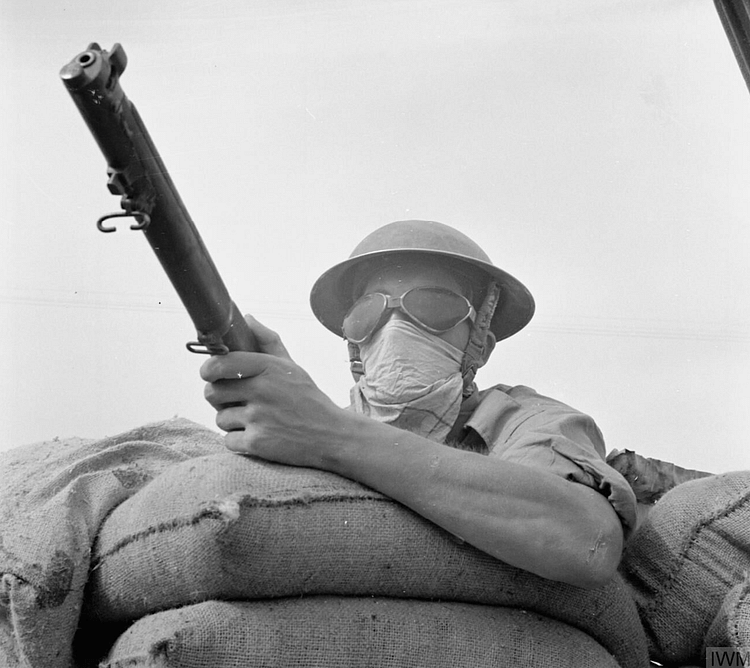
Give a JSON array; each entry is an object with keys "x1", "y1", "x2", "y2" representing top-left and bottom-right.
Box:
[
  {"x1": 84, "y1": 451, "x2": 650, "y2": 668},
  {"x1": 619, "y1": 471, "x2": 750, "y2": 665},
  {"x1": 351, "y1": 319, "x2": 465, "y2": 442},
  {"x1": 102, "y1": 597, "x2": 622, "y2": 668},
  {"x1": 455, "y1": 384, "x2": 638, "y2": 535},
  {"x1": 0, "y1": 418, "x2": 225, "y2": 668}
]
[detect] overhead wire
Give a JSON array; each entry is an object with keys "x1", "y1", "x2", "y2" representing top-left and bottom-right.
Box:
[{"x1": 2, "y1": 288, "x2": 748, "y2": 342}]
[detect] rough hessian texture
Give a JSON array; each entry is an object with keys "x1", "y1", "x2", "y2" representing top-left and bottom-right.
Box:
[
  {"x1": 84, "y1": 451, "x2": 648, "y2": 668},
  {"x1": 101, "y1": 597, "x2": 622, "y2": 668},
  {"x1": 619, "y1": 471, "x2": 750, "y2": 664},
  {"x1": 704, "y1": 574, "x2": 750, "y2": 651},
  {"x1": 1, "y1": 418, "x2": 653, "y2": 668},
  {"x1": 0, "y1": 419, "x2": 225, "y2": 668}
]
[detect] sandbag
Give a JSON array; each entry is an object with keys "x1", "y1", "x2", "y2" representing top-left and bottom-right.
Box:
[
  {"x1": 605, "y1": 449, "x2": 712, "y2": 505},
  {"x1": 84, "y1": 452, "x2": 648, "y2": 668},
  {"x1": 619, "y1": 471, "x2": 750, "y2": 665},
  {"x1": 0, "y1": 418, "x2": 225, "y2": 668},
  {"x1": 705, "y1": 575, "x2": 750, "y2": 651},
  {"x1": 101, "y1": 597, "x2": 622, "y2": 668}
]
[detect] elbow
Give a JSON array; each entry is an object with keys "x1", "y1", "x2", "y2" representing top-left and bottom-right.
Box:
[
  {"x1": 515, "y1": 516, "x2": 624, "y2": 590},
  {"x1": 555, "y1": 487, "x2": 626, "y2": 590},
  {"x1": 564, "y1": 520, "x2": 624, "y2": 590}
]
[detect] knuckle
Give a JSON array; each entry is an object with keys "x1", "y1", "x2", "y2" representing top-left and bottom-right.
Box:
[
  {"x1": 214, "y1": 412, "x2": 232, "y2": 432},
  {"x1": 198, "y1": 359, "x2": 214, "y2": 381},
  {"x1": 200, "y1": 356, "x2": 225, "y2": 381},
  {"x1": 224, "y1": 429, "x2": 256, "y2": 454},
  {"x1": 267, "y1": 329, "x2": 281, "y2": 344},
  {"x1": 203, "y1": 382, "x2": 220, "y2": 405}
]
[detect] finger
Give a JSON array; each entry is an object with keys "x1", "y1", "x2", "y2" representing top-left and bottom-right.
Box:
[
  {"x1": 214, "y1": 404, "x2": 254, "y2": 433},
  {"x1": 204, "y1": 379, "x2": 254, "y2": 410},
  {"x1": 224, "y1": 426, "x2": 260, "y2": 454},
  {"x1": 244, "y1": 314, "x2": 292, "y2": 359},
  {"x1": 200, "y1": 351, "x2": 274, "y2": 383}
]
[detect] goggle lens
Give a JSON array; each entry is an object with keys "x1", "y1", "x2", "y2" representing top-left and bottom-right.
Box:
[
  {"x1": 401, "y1": 288, "x2": 470, "y2": 331},
  {"x1": 343, "y1": 287, "x2": 475, "y2": 343},
  {"x1": 342, "y1": 293, "x2": 389, "y2": 344}
]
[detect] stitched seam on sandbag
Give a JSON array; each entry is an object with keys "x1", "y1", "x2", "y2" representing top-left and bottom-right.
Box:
[
  {"x1": 240, "y1": 486, "x2": 388, "y2": 503},
  {"x1": 730, "y1": 577, "x2": 750, "y2": 646},
  {"x1": 92, "y1": 495, "x2": 396, "y2": 568},
  {"x1": 642, "y1": 483, "x2": 750, "y2": 619}
]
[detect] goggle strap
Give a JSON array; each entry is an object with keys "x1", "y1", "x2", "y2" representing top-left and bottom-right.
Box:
[{"x1": 461, "y1": 281, "x2": 501, "y2": 398}]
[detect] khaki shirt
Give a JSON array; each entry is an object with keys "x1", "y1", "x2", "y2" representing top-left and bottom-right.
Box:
[{"x1": 451, "y1": 384, "x2": 638, "y2": 536}]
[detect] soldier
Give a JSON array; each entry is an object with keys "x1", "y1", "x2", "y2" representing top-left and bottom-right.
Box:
[{"x1": 201, "y1": 220, "x2": 637, "y2": 589}]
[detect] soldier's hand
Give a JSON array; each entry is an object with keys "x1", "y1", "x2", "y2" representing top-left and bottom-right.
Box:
[{"x1": 200, "y1": 315, "x2": 350, "y2": 467}]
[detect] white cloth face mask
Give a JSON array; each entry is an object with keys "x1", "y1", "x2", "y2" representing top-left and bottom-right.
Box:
[{"x1": 350, "y1": 318, "x2": 464, "y2": 443}]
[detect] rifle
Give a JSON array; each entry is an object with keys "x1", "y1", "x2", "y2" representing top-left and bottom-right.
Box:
[
  {"x1": 60, "y1": 42, "x2": 257, "y2": 355},
  {"x1": 714, "y1": 0, "x2": 750, "y2": 95}
]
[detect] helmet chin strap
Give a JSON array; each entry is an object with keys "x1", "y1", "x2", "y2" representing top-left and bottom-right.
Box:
[
  {"x1": 347, "y1": 281, "x2": 501, "y2": 396},
  {"x1": 460, "y1": 281, "x2": 501, "y2": 398},
  {"x1": 348, "y1": 340, "x2": 365, "y2": 382}
]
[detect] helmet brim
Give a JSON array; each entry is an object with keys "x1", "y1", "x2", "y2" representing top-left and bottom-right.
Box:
[{"x1": 310, "y1": 248, "x2": 535, "y2": 342}]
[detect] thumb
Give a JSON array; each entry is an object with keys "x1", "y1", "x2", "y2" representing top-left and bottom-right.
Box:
[{"x1": 244, "y1": 314, "x2": 292, "y2": 359}]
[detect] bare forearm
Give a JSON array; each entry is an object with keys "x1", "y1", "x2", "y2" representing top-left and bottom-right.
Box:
[
  {"x1": 326, "y1": 411, "x2": 623, "y2": 589},
  {"x1": 200, "y1": 347, "x2": 623, "y2": 589}
]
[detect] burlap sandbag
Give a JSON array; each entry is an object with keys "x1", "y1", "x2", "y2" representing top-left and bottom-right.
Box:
[
  {"x1": 102, "y1": 597, "x2": 621, "y2": 668},
  {"x1": 0, "y1": 418, "x2": 225, "y2": 668},
  {"x1": 619, "y1": 471, "x2": 750, "y2": 664},
  {"x1": 84, "y1": 452, "x2": 648, "y2": 668},
  {"x1": 704, "y1": 575, "x2": 750, "y2": 651}
]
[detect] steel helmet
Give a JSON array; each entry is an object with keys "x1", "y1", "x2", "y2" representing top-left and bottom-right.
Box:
[{"x1": 310, "y1": 220, "x2": 535, "y2": 341}]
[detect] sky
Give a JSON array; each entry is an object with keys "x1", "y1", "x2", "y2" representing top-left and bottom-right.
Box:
[{"x1": 1, "y1": 0, "x2": 749, "y2": 474}]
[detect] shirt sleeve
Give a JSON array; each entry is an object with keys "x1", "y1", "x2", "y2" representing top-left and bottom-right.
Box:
[{"x1": 469, "y1": 385, "x2": 638, "y2": 536}]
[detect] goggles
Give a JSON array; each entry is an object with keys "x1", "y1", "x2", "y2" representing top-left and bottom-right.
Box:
[{"x1": 342, "y1": 286, "x2": 476, "y2": 344}]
